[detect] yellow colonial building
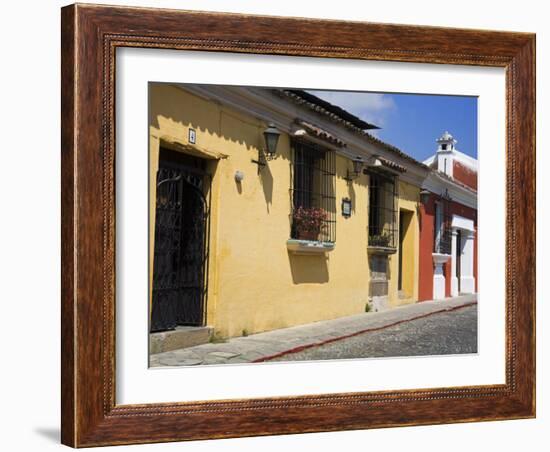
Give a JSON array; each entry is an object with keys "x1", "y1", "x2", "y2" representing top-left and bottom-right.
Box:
[{"x1": 149, "y1": 84, "x2": 429, "y2": 348}]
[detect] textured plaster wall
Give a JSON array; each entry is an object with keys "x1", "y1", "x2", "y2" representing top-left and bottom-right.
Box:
[
  {"x1": 418, "y1": 194, "x2": 436, "y2": 301},
  {"x1": 388, "y1": 180, "x2": 420, "y2": 307},
  {"x1": 149, "y1": 84, "x2": 419, "y2": 337}
]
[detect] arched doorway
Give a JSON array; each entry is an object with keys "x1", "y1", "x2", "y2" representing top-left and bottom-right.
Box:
[{"x1": 150, "y1": 148, "x2": 210, "y2": 332}]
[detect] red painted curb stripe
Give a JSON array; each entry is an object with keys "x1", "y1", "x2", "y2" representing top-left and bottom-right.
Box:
[{"x1": 252, "y1": 301, "x2": 477, "y2": 363}]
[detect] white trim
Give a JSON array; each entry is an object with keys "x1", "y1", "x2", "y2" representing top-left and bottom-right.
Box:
[
  {"x1": 432, "y1": 253, "x2": 451, "y2": 265},
  {"x1": 437, "y1": 152, "x2": 454, "y2": 177},
  {"x1": 432, "y1": 253, "x2": 450, "y2": 300},
  {"x1": 453, "y1": 149, "x2": 478, "y2": 171},
  {"x1": 423, "y1": 148, "x2": 478, "y2": 173},
  {"x1": 452, "y1": 215, "x2": 475, "y2": 232},
  {"x1": 286, "y1": 239, "x2": 335, "y2": 254},
  {"x1": 451, "y1": 230, "x2": 459, "y2": 296},
  {"x1": 423, "y1": 155, "x2": 436, "y2": 167},
  {"x1": 422, "y1": 172, "x2": 477, "y2": 209},
  {"x1": 451, "y1": 227, "x2": 476, "y2": 295},
  {"x1": 459, "y1": 231, "x2": 476, "y2": 294}
]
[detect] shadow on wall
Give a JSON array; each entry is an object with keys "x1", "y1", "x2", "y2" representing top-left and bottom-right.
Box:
[
  {"x1": 258, "y1": 151, "x2": 274, "y2": 212},
  {"x1": 235, "y1": 178, "x2": 243, "y2": 194},
  {"x1": 344, "y1": 178, "x2": 356, "y2": 214},
  {"x1": 288, "y1": 253, "x2": 329, "y2": 284},
  {"x1": 398, "y1": 183, "x2": 419, "y2": 203}
]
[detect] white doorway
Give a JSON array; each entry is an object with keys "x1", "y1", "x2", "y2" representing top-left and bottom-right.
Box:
[{"x1": 450, "y1": 215, "x2": 476, "y2": 296}]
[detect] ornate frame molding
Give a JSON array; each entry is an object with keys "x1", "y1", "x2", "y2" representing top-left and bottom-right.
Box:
[{"x1": 61, "y1": 4, "x2": 535, "y2": 447}]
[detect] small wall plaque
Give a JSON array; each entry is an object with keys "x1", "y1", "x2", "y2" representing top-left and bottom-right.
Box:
[
  {"x1": 342, "y1": 198, "x2": 352, "y2": 217},
  {"x1": 188, "y1": 128, "x2": 196, "y2": 144}
]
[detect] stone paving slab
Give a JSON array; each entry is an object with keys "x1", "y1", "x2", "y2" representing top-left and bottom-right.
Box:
[{"x1": 149, "y1": 294, "x2": 477, "y2": 367}]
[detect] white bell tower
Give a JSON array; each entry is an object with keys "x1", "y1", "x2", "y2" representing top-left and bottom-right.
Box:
[{"x1": 435, "y1": 131, "x2": 457, "y2": 177}]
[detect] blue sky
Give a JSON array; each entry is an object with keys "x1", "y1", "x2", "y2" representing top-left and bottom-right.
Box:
[{"x1": 308, "y1": 90, "x2": 478, "y2": 162}]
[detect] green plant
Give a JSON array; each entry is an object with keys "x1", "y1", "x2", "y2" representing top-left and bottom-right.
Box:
[
  {"x1": 369, "y1": 232, "x2": 392, "y2": 247},
  {"x1": 242, "y1": 328, "x2": 249, "y2": 337},
  {"x1": 365, "y1": 302, "x2": 372, "y2": 313}
]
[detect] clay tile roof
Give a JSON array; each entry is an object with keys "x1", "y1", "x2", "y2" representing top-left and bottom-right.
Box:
[
  {"x1": 295, "y1": 119, "x2": 346, "y2": 147},
  {"x1": 378, "y1": 156, "x2": 407, "y2": 173},
  {"x1": 273, "y1": 89, "x2": 428, "y2": 171},
  {"x1": 363, "y1": 134, "x2": 428, "y2": 170},
  {"x1": 434, "y1": 170, "x2": 478, "y2": 194},
  {"x1": 275, "y1": 89, "x2": 380, "y2": 131}
]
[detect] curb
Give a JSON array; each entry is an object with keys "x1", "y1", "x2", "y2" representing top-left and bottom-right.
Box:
[{"x1": 252, "y1": 301, "x2": 477, "y2": 363}]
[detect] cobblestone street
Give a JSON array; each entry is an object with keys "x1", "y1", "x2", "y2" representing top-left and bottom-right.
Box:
[
  {"x1": 271, "y1": 304, "x2": 477, "y2": 361},
  {"x1": 150, "y1": 295, "x2": 477, "y2": 367}
]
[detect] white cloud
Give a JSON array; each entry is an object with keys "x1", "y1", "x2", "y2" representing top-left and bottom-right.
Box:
[{"x1": 307, "y1": 90, "x2": 396, "y2": 130}]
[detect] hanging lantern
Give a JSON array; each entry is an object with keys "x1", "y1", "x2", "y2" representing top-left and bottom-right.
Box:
[
  {"x1": 420, "y1": 189, "x2": 431, "y2": 204},
  {"x1": 352, "y1": 156, "x2": 364, "y2": 176},
  {"x1": 263, "y1": 123, "x2": 281, "y2": 158}
]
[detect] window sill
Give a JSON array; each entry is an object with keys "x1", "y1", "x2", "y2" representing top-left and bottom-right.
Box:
[
  {"x1": 367, "y1": 245, "x2": 397, "y2": 255},
  {"x1": 432, "y1": 253, "x2": 451, "y2": 264},
  {"x1": 287, "y1": 239, "x2": 335, "y2": 255}
]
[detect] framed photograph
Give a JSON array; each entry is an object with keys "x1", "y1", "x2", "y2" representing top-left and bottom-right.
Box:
[{"x1": 61, "y1": 3, "x2": 535, "y2": 447}]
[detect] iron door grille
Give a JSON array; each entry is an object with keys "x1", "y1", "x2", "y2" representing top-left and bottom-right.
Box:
[
  {"x1": 150, "y1": 156, "x2": 211, "y2": 332},
  {"x1": 434, "y1": 191, "x2": 452, "y2": 255},
  {"x1": 290, "y1": 139, "x2": 336, "y2": 243}
]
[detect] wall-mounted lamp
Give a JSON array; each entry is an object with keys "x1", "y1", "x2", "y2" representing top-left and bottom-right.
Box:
[
  {"x1": 252, "y1": 123, "x2": 281, "y2": 171},
  {"x1": 420, "y1": 189, "x2": 431, "y2": 204},
  {"x1": 263, "y1": 123, "x2": 281, "y2": 159},
  {"x1": 344, "y1": 156, "x2": 365, "y2": 181}
]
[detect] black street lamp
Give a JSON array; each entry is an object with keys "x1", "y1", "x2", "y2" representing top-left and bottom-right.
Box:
[
  {"x1": 345, "y1": 156, "x2": 364, "y2": 181},
  {"x1": 352, "y1": 156, "x2": 364, "y2": 176},
  {"x1": 252, "y1": 123, "x2": 281, "y2": 171},
  {"x1": 263, "y1": 123, "x2": 281, "y2": 158},
  {"x1": 420, "y1": 189, "x2": 431, "y2": 204}
]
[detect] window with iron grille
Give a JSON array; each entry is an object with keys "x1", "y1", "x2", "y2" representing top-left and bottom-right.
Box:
[
  {"x1": 290, "y1": 140, "x2": 336, "y2": 242},
  {"x1": 434, "y1": 194, "x2": 452, "y2": 254},
  {"x1": 368, "y1": 171, "x2": 398, "y2": 249}
]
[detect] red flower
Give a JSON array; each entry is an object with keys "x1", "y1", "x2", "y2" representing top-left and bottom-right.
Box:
[{"x1": 293, "y1": 207, "x2": 328, "y2": 239}]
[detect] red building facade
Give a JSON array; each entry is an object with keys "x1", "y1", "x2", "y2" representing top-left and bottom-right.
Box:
[{"x1": 419, "y1": 132, "x2": 478, "y2": 301}]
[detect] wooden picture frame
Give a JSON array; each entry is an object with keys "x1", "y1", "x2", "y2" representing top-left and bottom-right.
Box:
[{"x1": 61, "y1": 3, "x2": 535, "y2": 447}]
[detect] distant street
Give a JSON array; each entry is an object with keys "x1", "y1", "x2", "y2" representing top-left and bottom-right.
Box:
[{"x1": 271, "y1": 304, "x2": 477, "y2": 361}]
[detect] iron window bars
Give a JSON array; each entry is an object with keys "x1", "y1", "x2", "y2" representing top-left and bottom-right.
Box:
[
  {"x1": 434, "y1": 191, "x2": 452, "y2": 255},
  {"x1": 368, "y1": 171, "x2": 398, "y2": 249},
  {"x1": 290, "y1": 139, "x2": 336, "y2": 243}
]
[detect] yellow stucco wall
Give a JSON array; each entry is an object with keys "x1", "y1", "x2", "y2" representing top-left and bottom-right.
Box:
[
  {"x1": 387, "y1": 180, "x2": 420, "y2": 307},
  {"x1": 149, "y1": 84, "x2": 420, "y2": 337}
]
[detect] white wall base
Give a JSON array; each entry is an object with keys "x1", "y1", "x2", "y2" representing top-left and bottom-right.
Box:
[
  {"x1": 370, "y1": 295, "x2": 390, "y2": 312},
  {"x1": 432, "y1": 253, "x2": 450, "y2": 300},
  {"x1": 460, "y1": 276, "x2": 476, "y2": 294},
  {"x1": 433, "y1": 273, "x2": 446, "y2": 300},
  {"x1": 451, "y1": 276, "x2": 459, "y2": 297}
]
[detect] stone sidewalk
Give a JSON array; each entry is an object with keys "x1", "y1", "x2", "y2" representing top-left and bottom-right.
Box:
[{"x1": 149, "y1": 294, "x2": 477, "y2": 367}]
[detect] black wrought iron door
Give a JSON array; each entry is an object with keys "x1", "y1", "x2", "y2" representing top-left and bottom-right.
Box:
[{"x1": 150, "y1": 156, "x2": 209, "y2": 332}]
